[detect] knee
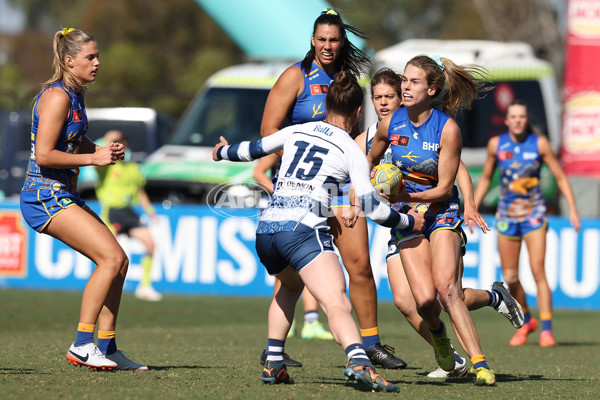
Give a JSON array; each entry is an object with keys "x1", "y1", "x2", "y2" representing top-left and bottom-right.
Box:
[
  {"x1": 414, "y1": 295, "x2": 437, "y2": 316},
  {"x1": 322, "y1": 293, "x2": 352, "y2": 316},
  {"x1": 99, "y1": 251, "x2": 128, "y2": 278},
  {"x1": 344, "y1": 255, "x2": 372, "y2": 277},
  {"x1": 434, "y1": 283, "x2": 461, "y2": 310},
  {"x1": 145, "y1": 238, "x2": 156, "y2": 255},
  {"x1": 503, "y1": 272, "x2": 520, "y2": 287},
  {"x1": 392, "y1": 292, "x2": 415, "y2": 317}
]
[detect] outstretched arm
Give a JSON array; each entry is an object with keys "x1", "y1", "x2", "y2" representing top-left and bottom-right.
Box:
[{"x1": 213, "y1": 127, "x2": 292, "y2": 162}]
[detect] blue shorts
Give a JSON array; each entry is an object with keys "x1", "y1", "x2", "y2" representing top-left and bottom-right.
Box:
[
  {"x1": 255, "y1": 225, "x2": 335, "y2": 275},
  {"x1": 496, "y1": 217, "x2": 547, "y2": 239},
  {"x1": 394, "y1": 205, "x2": 464, "y2": 246},
  {"x1": 386, "y1": 229, "x2": 467, "y2": 261},
  {"x1": 20, "y1": 190, "x2": 85, "y2": 232}
]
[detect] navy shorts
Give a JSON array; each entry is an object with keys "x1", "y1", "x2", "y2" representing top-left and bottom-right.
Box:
[
  {"x1": 20, "y1": 189, "x2": 85, "y2": 232},
  {"x1": 255, "y1": 225, "x2": 336, "y2": 276},
  {"x1": 496, "y1": 217, "x2": 547, "y2": 239},
  {"x1": 106, "y1": 207, "x2": 143, "y2": 234},
  {"x1": 386, "y1": 229, "x2": 467, "y2": 261}
]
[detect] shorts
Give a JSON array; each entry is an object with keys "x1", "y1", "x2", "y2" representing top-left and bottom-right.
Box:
[
  {"x1": 394, "y1": 205, "x2": 464, "y2": 246},
  {"x1": 386, "y1": 229, "x2": 467, "y2": 261},
  {"x1": 255, "y1": 225, "x2": 335, "y2": 276},
  {"x1": 20, "y1": 189, "x2": 85, "y2": 232},
  {"x1": 106, "y1": 207, "x2": 143, "y2": 234},
  {"x1": 496, "y1": 217, "x2": 547, "y2": 239}
]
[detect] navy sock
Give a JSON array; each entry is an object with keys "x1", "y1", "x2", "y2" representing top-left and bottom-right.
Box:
[
  {"x1": 344, "y1": 343, "x2": 372, "y2": 366},
  {"x1": 266, "y1": 338, "x2": 285, "y2": 363}
]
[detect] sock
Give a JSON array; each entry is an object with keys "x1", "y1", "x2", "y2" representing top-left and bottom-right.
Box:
[
  {"x1": 540, "y1": 312, "x2": 552, "y2": 331},
  {"x1": 523, "y1": 307, "x2": 531, "y2": 324},
  {"x1": 266, "y1": 338, "x2": 285, "y2": 363},
  {"x1": 345, "y1": 343, "x2": 372, "y2": 366},
  {"x1": 304, "y1": 310, "x2": 319, "y2": 323},
  {"x1": 487, "y1": 289, "x2": 501, "y2": 309},
  {"x1": 471, "y1": 354, "x2": 490, "y2": 370},
  {"x1": 140, "y1": 255, "x2": 153, "y2": 287},
  {"x1": 360, "y1": 327, "x2": 380, "y2": 351},
  {"x1": 429, "y1": 321, "x2": 445, "y2": 336},
  {"x1": 74, "y1": 322, "x2": 95, "y2": 347},
  {"x1": 97, "y1": 330, "x2": 117, "y2": 355}
]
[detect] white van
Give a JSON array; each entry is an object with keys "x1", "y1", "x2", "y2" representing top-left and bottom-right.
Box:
[
  {"x1": 141, "y1": 61, "x2": 290, "y2": 205},
  {"x1": 369, "y1": 39, "x2": 561, "y2": 213}
]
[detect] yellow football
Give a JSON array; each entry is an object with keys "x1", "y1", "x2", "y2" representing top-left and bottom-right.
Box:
[{"x1": 370, "y1": 163, "x2": 403, "y2": 196}]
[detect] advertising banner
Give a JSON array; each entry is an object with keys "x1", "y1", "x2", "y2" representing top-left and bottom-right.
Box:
[
  {"x1": 561, "y1": 0, "x2": 600, "y2": 177},
  {"x1": 1, "y1": 201, "x2": 598, "y2": 310}
]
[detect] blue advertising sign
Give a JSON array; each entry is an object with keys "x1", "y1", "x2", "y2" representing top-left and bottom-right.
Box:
[{"x1": 1, "y1": 201, "x2": 598, "y2": 310}]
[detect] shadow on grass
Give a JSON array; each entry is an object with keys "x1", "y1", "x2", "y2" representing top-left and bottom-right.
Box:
[
  {"x1": 555, "y1": 341, "x2": 599, "y2": 347},
  {"x1": 146, "y1": 365, "x2": 213, "y2": 370},
  {"x1": 409, "y1": 372, "x2": 592, "y2": 385},
  {"x1": 0, "y1": 368, "x2": 36, "y2": 374}
]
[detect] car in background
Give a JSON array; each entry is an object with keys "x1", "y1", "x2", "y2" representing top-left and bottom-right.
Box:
[
  {"x1": 141, "y1": 62, "x2": 290, "y2": 206},
  {"x1": 0, "y1": 109, "x2": 32, "y2": 200},
  {"x1": 0, "y1": 107, "x2": 174, "y2": 200}
]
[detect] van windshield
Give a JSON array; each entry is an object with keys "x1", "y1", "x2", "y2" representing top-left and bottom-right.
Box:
[
  {"x1": 170, "y1": 87, "x2": 270, "y2": 147},
  {"x1": 457, "y1": 80, "x2": 549, "y2": 148}
]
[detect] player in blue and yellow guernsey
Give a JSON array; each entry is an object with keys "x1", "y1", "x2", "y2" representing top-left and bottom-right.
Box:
[
  {"x1": 475, "y1": 101, "x2": 581, "y2": 348},
  {"x1": 368, "y1": 55, "x2": 497, "y2": 386},
  {"x1": 357, "y1": 68, "x2": 524, "y2": 380},
  {"x1": 19, "y1": 28, "x2": 146, "y2": 371}
]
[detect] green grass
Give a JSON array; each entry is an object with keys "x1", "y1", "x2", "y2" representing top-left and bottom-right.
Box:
[{"x1": 1, "y1": 289, "x2": 598, "y2": 399}]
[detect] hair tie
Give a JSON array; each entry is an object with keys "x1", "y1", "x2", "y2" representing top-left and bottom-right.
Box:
[
  {"x1": 431, "y1": 55, "x2": 445, "y2": 71},
  {"x1": 321, "y1": 8, "x2": 338, "y2": 16},
  {"x1": 62, "y1": 27, "x2": 75, "y2": 36}
]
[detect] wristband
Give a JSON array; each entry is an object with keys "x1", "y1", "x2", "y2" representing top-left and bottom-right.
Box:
[{"x1": 406, "y1": 214, "x2": 415, "y2": 230}]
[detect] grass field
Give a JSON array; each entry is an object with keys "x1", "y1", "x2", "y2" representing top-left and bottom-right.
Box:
[{"x1": 1, "y1": 289, "x2": 598, "y2": 399}]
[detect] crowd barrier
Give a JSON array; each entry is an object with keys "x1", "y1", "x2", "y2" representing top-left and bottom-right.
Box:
[{"x1": 1, "y1": 200, "x2": 598, "y2": 310}]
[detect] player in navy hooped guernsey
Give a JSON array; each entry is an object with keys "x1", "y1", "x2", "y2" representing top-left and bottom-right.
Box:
[
  {"x1": 254, "y1": 8, "x2": 409, "y2": 371},
  {"x1": 216, "y1": 71, "x2": 421, "y2": 391}
]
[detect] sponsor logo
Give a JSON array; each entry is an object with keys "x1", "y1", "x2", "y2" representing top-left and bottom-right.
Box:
[
  {"x1": 69, "y1": 350, "x2": 89, "y2": 363},
  {"x1": 422, "y1": 142, "x2": 440, "y2": 152},
  {"x1": 523, "y1": 152, "x2": 538, "y2": 160},
  {"x1": 207, "y1": 181, "x2": 272, "y2": 218},
  {"x1": 568, "y1": 0, "x2": 600, "y2": 38},
  {"x1": 413, "y1": 132, "x2": 419, "y2": 140},
  {"x1": 391, "y1": 135, "x2": 410, "y2": 146},
  {"x1": 563, "y1": 91, "x2": 600, "y2": 152},
  {"x1": 60, "y1": 198, "x2": 73, "y2": 206},
  {"x1": 72, "y1": 110, "x2": 82, "y2": 122},
  {"x1": 0, "y1": 212, "x2": 27, "y2": 277},
  {"x1": 498, "y1": 151, "x2": 513, "y2": 161},
  {"x1": 310, "y1": 84, "x2": 329, "y2": 95}
]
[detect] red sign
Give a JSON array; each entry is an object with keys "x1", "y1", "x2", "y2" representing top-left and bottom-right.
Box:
[
  {"x1": 0, "y1": 212, "x2": 27, "y2": 277},
  {"x1": 561, "y1": 0, "x2": 600, "y2": 178}
]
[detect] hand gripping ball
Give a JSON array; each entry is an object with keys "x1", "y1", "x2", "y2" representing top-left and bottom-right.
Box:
[{"x1": 370, "y1": 163, "x2": 404, "y2": 196}]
